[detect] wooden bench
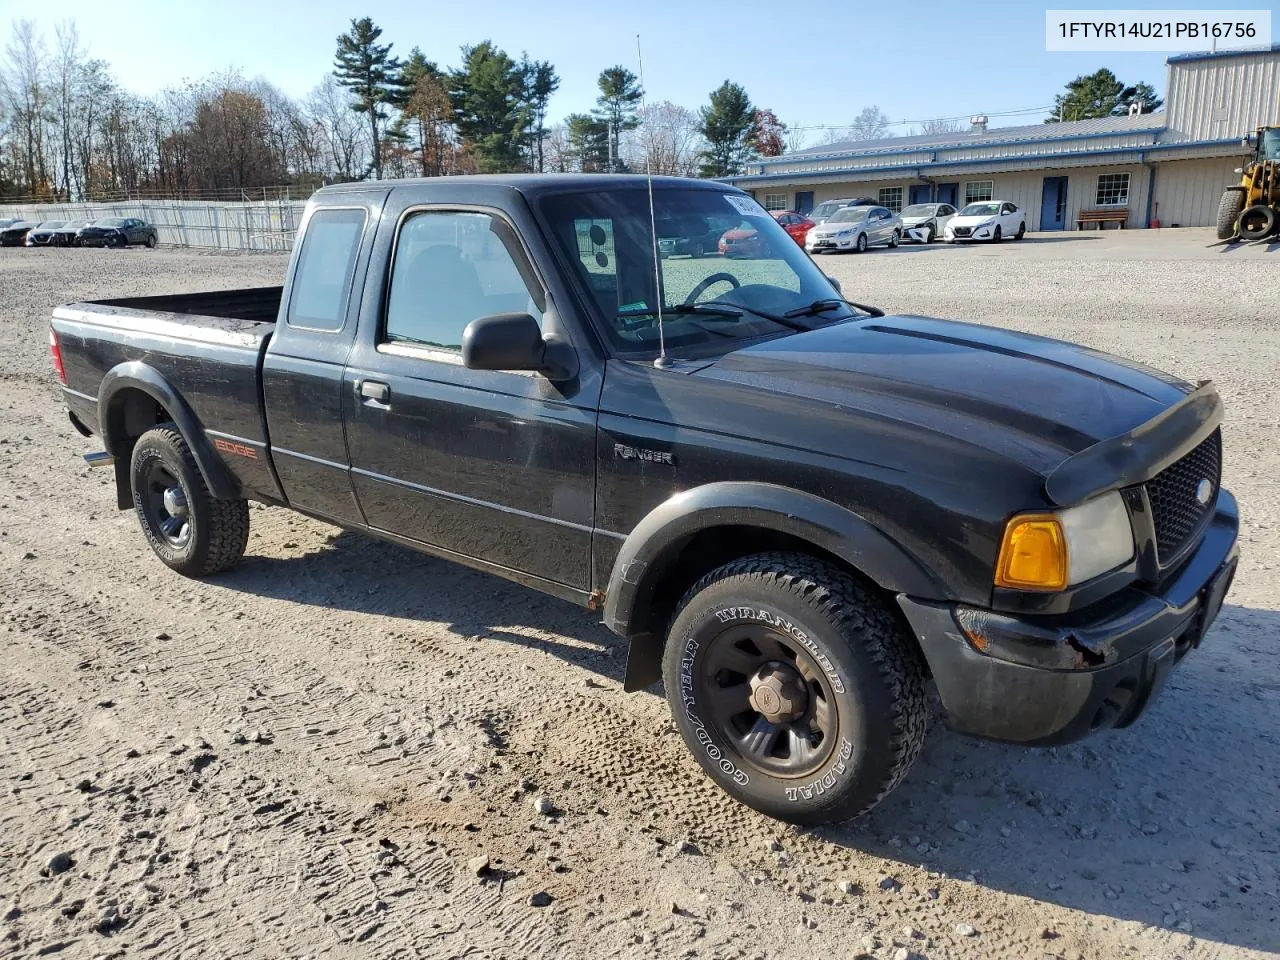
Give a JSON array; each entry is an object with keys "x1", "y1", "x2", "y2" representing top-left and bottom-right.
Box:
[{"x1": 1077, "y1": 209, "x2": 1129, "y2": 230}]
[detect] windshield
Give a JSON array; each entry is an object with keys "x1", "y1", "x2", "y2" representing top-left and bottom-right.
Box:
[
  {"x1": 828, "y1": 208, "x2": 871, "y2": 224},
  {"x1": 810, "y1": 201, "x2": 849, "y2": 220},
  {"x1": 1262, "y1": 128, "x2": 1280, "y2": 162},
  {"x1": 959, "y1": 203, "x2": 1000, "y2": 217},
  {"x1": 538, "y1": 187, "x2": 859, "y2": 358},
  {"x1": 900, "y1": 204, "x2": 937, "y2": 218},
  {"x1": 95, "y1": 218, "x2": 127, "y2": 227}
]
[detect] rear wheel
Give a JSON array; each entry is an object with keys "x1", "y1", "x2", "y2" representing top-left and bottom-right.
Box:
[
  {"x1": 662, "y1": 553, "x2": 927, "y2": 824},
  {"x1": 692, "y1": 241, "x2": 705, "y2": 258},
  {"x1": 888, "y1": 230, "x2": 900, "y2": 248},
  {"x1": 145, "y1": 234, "x2": 157, "y2": 249},
  {"x1": 130, "y1": 425, "x2": 249, "y2": 577},
  {"x1": 1216, "y1": 188, "x2": 1246, "y2": 240}
]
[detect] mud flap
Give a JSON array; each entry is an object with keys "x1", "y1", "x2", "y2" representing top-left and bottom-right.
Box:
[{"x1": 623, "y1": 632, "x2": 663, "y2": 692}]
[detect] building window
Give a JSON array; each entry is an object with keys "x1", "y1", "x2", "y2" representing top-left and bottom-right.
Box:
[
  {"x1": 1095, "y1": 173, "x2": 1130, "y2": 206},
  {"x1": 877, "y1": 186, "x2": 903, "y2": 212},
  {"x1": 762, "y1": 193, "x2": 787, "y2": 211},
  {"x1": 964, "y1": 181, "x2": 994, "y2": 204}
]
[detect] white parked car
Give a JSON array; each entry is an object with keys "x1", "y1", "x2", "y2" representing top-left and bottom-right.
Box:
[
  {"x1": 899, "y1": 203, "x2": 957, "y2": 243},
  {"x1": 944, "y1": 200, "x2": 1026, "y2": 242},
  {"x1": 805, "y1": 205, "x2": 903, "y2": 253}
]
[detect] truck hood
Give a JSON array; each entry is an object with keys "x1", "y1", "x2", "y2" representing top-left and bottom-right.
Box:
[{"x1": 696, "y1": 315, "x2": 1193, "y2": 474}]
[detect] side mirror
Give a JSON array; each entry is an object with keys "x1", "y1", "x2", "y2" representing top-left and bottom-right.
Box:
[
  {"x1": 827, "y1": 276, "x2": 842, "y2": 295},
  {"x1": 462, "y1": 312, "x2": 577, "y2": 381}
]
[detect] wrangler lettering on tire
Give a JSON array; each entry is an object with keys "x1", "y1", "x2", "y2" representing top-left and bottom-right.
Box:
[{"x1": 663, "y1": 552, "x2": 927, "y2": 824}]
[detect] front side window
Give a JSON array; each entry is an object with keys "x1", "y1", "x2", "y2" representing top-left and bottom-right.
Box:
[
  {"x1": 384, "y1": 210, "x2": 543, "y2": 353},
  {"x1": 877, "y1": 186, "x2": 903, "y2": 212},
  {"x1": 965, "y1": 180, "x2": 994, "y2": 203},
  {"x1": 1095, "y1": 172, "x2": 1130, "y2": 206},
  {"x1": 287, "y1": 208, "x2": 366, "y2": 331},
  {"x1": 763, "y1": 193, "x2": 787, "y2": 211},
  {"x1": 538, "y1": 187, "x2": 862, "y2": 359}
]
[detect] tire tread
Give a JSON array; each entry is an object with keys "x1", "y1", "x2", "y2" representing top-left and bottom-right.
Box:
[{"x1": 670, "y1": 552, "x2": 927, "y2": 822}]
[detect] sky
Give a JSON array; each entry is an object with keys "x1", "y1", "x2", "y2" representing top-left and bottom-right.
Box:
[{"x1": 6, "y1": 0, "x2": 1270, "y2": 143}]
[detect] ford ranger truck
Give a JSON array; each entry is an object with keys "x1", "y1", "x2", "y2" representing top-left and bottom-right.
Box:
[{"x1": 50, "y1": 175, "x2": 1239, "y2": 824}]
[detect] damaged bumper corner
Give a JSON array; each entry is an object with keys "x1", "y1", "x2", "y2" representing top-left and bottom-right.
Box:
[{"x1": 898, "y1": 493, "x2": 1239, "y2": 746}]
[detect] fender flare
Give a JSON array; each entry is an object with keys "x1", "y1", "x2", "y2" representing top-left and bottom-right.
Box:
[
  {"x1": 98, "y1": 361, "x2": 240, "y2": 501},
  {"x1": 604, "y1": 482, "x2": 940, "y2": 689}
]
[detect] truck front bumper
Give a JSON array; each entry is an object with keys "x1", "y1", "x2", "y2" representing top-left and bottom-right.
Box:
[{"x1": 898, "y1": 491, "x2": 1239, "y2": 746}]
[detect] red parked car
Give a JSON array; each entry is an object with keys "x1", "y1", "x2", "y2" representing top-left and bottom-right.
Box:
[
  {"x1": 772, "y1": 210, "x2": 815, "y2": 246},
  {"x1": 717, "y1": 221, "x2": 771, "y2": 258}
]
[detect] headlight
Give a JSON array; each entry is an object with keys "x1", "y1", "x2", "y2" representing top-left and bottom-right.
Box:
[
  {"x1": 837, "y1": 229, "x2": 853, "y2": 237},
  {"x1": 995, "y1": 492, "x2": 1133, "y2": 590}
]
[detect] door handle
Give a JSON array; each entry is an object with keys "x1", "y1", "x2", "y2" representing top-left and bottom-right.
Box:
[{"x1": 358, "y1": 379, "x2": 390, "y2": 406}]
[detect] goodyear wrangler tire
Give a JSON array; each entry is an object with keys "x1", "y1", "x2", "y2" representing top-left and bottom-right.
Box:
[
  {"x1": 662, "y1": 552, "x2": 927, "y2": 824},
  {"x1": 130, "y1": 425, "x2": 249, "y2": 577}
]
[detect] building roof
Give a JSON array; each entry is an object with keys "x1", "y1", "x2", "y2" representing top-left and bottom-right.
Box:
[
  {"x1": 772, "y1": 112, "x2": 1165, "y2": 165},
  {"x1": 1166, "y1": 42, "x2": 1280, "y2": 64}
]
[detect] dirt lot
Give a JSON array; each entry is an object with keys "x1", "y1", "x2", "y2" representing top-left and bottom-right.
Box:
[{"x1": 1, "y1": 232, "x2": 1278, "y2": 960}]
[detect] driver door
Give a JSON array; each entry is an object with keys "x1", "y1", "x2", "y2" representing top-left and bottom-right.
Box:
[{"x1": 342, "y1": 203, "x2": 598, "y2": 590}]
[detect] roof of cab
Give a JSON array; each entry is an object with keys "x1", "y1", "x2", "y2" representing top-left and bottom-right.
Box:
[{"x1": 314, "y1": 173, "x2": 737, "y2": 199}]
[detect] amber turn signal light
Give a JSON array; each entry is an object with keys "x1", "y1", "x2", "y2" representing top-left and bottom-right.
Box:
[{"x1": 994, "y1": 514, "x2": 1068, "y2": 590}]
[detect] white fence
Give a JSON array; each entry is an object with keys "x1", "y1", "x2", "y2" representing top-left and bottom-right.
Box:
[{"x1": 0, "y1": 199, "x2": 307, "y2": 251}]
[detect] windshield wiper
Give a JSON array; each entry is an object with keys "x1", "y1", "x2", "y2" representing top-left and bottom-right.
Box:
[
  {"x1": 617, "y1": 303, "x2": 744, "y2": 320},
  {"x1": 783, "y1": 298, "x2": 885, "y2": 320}
]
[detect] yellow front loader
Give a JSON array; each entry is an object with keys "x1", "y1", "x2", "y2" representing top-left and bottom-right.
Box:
[{"x1": 1217, "y1": 126, "x2": 1280, "y2": 242}]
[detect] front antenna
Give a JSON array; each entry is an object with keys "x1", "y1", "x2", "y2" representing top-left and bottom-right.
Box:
[{"x1": 636, "y1": 34, "x2": 671, "y2": 369}]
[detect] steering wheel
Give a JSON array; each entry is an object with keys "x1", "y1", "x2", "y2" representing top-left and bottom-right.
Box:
[{"x1": 683, "y1": 272, "x2": 741, "y2": 305}]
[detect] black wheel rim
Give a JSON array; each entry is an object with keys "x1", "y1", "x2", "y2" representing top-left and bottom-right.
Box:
[
  {"x1": 140, "y1": 459, "x2": 192, "y2": 548},
  {"x1": 697, "y1": 624, "x2": 838, "y2": 779}
]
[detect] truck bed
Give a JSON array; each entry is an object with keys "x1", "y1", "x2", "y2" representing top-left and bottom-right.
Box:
[{"x1": 52, "y1": 286, "x2": 282, "y2": 504}]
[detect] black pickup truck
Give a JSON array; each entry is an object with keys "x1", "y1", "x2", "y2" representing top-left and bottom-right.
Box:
[{"x1": 51, "y1": 175, "x2": 1238, "y2": 824}]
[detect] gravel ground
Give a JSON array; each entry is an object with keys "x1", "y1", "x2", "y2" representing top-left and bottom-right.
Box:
[{"x1": 1, "y1": 234, "x2": 1277, "y2": 960}]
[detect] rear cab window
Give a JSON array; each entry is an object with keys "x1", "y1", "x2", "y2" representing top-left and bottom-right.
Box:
[{"x1": 287, "y1": 208, "x2": 367, "y2": 331}]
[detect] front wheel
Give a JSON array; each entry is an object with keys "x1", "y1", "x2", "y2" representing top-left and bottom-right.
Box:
[
  {"x1": 854, "y1": 233, "x2": 868, "y2": 253},
  {"x1": 1216, "y1": 189, "x2": 1246, "y2": 240},
  {"x1": 992, "y1": 225, "x2": 1003, "y2": 243},
  {"x1": 130, "y1": 425, "x2": 250, "y2": 577},
  {"x1": 662, "y1": 553, "x2": 927, "y2": 824},
  {"x1": 923, "y1": 225, "x2": 935, "y2": 243},
  {"x1": 1015, "y1": 222, "x2": 1025, "y2": 240}
]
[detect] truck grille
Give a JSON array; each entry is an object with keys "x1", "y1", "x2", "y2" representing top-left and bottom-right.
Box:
[{"x1": 1145, "y1": 429, "x2": 1221, "y2": 564}]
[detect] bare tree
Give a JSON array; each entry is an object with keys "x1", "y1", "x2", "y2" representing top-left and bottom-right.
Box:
[
  {"x1": 303, "y1": 75, "x2": 369, "y2": 182},
  {"x1": 918, "y1": 117, "x2": 962, "y2": 136},
  {"x1": 543, "y1": 123, "x2": 572, "y2": 173},
  {"x1": 623, "y1": 101, "x2": 704, "y2": 176},
  {"x1": 2, "y1": 20, "x2": 50, "y2": 194}
]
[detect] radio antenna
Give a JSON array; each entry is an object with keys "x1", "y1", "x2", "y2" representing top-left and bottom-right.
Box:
[{"x1": 636, "y1": 34, "x2": 671, "y2": 369}]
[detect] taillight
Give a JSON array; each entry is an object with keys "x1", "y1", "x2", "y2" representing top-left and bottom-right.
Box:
[{"x1": 50, "y1": 328, "x2": 67, "y2": 383}]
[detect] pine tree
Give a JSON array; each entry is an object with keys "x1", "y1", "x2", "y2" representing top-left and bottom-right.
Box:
[
  {"x1": 520, "y1": 57, "x2": 559, "y2": 173},
  {"x1": 593, "y1": 67, "x2": 643, "y2": 172},
  {"x1": 1046, "y1": 68, "x2": 1161, "y2": 122},
  {"x1": 698, "y1": 81, "x2": 755, "y2": 178},
  {"x1": 567, "y1": 113, "x2": 609, "y2": 172},
  {"x1": 450, "y1": 42, "x2": 527, "y2": 173},
  {"x1": 332, "y1": 17, "x2": 401, "y2": 179}
]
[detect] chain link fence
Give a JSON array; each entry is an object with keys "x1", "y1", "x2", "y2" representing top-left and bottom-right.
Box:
[{"x1": 0, "y1": 198, "x2": 307, "y2": 251}]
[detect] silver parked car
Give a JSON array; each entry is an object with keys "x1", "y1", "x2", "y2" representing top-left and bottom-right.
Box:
[{"x1": 804, "y1": 205, "x2": 903, "y2": 254}]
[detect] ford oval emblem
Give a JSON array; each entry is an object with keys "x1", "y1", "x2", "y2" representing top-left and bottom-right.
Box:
[{"x1": 1196, "y1": 478, "x2": 1213, "y2": 505}]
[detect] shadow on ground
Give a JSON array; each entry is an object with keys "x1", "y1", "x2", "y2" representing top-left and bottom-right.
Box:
[{"x1": 219, "y1": 527, "x2": 1278, "y2": 952}]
